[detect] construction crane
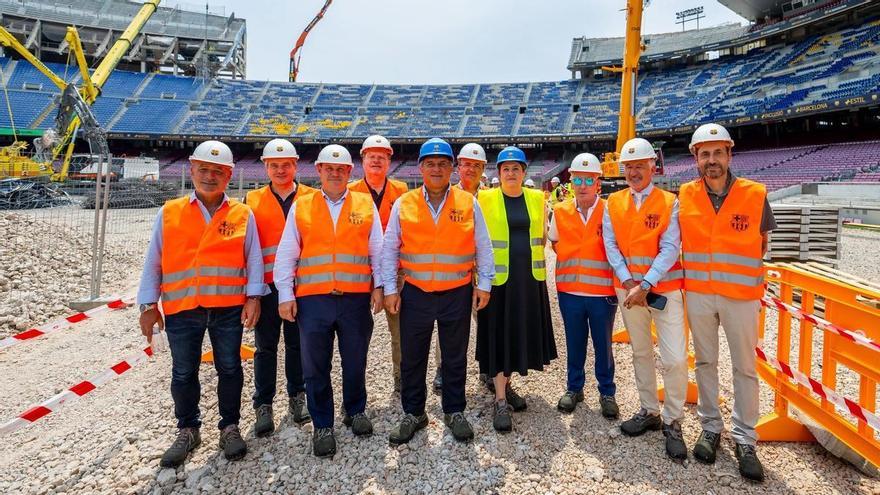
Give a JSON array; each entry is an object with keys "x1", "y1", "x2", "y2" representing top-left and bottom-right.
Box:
[
  {"x1": 0, "y1": 0, "x2": 161, "y2": 180},
  {"x1": 289, "y1": 0, "x2": 333, "y2": 82}
]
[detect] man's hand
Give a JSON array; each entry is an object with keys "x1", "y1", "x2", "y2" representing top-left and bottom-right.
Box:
[
  {"x1": 241, "y1": 298, "x2": 260, "y2": 329},
  {"x1": 371, "y1": 287, "x2": 384, "y2": 314},
  {"x1": 624, "y1": 285, "x2": 648, "y2": 309},
  {"x1": 622, "y1": 279, "x2": 639, "y2": 290},
  {"x1": 384, "y1": 294, "x2": 401, "y2": 315},
  {"x1": 473, "y1": 289, "x2": 490, "y2": 311},
  {"x1": 279, "y1": 300, "x2": 297, "y2": 322},
  {"x1": 139, "y1": 307, "x2": 164, "y2": 344}
]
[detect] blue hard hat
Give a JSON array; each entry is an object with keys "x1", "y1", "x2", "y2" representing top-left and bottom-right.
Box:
[
  {"x1": 496, "y1": 146, "x2": 527, "y2": 167},
  {"x1": 418, "y1": 138, "x2": 454, "y2": 163}
]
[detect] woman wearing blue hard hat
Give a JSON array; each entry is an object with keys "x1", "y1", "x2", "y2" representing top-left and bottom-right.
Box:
[{"x1": 476, "y1": 146, "x2": 557, "y2": 433}]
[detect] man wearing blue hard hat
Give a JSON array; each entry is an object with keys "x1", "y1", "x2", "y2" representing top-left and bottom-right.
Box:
[{"x1": 381, "y1": 138, "x2": 495, "y2": 444}]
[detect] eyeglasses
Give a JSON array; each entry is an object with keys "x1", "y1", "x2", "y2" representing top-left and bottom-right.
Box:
[{"x1": 571, "y1": 177, "x2": 596, "y2": 186}]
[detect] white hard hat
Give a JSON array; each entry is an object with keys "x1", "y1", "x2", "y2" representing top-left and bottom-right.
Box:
[
  {"x1": 481, "y1": 172, "x2": 488, "y2": 179},
  {"x1": 524, "y1": 179, "x2": 536, "y2": 187},
  {"x1": 491, "y1": 177, "x2": 500, "y2": 185},
  {"x1": 551, "y1": 176, "x2": 560, "y2": 184},
  {"x1": 457, "y1": 143, "x2": 487, "y2": 163},
  {"x1": 189, "y1": 140, "x2": 234, "y2": 168},
  {"x1": 568, "y1": 152, "x2": 602, "y2": 174},
  {"x1": 619, "y1": 137, "x2": 657, "y2": 163},
  {"x1": 316, "y1": 144, "x2": 353, "y2": 166},
  {"x1": 689, "y1": 123, "x2": 735, "y2": 154},
  {"x1": 361, "y1": 135, "x2": 393, "y2": 155},
  {"x1": 261, "y1": 138, "x2": 298, "y2": 162}
]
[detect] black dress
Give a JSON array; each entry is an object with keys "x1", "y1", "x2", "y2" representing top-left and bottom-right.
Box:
[{"x1": 476, "y1": 193, "x2": 557, "y2": 377}]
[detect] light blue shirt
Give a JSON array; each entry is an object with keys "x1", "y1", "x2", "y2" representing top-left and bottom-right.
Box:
[
  {"x1": 137, "y1": 192, "x2": 268, "y2": 305},
  {"x1": 273, "y1": 189, "x2": 385, "y2": 303},
  {"x1": 381, "y1": 185, "x2": 495, "y2": 295},
  {"x1": 601, "y1": 184, "x2": 681, "y2": 288}
]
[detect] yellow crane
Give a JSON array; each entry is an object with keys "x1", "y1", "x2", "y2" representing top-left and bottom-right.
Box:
[{"x1": 0, "y1": 0, "x2": 161, "y2": 180}]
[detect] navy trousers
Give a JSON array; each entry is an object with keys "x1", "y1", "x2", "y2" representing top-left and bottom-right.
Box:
[
  {"x1": 252, "y1": 284, "x2": 305, "y2": 408},
  {"x1": 297, "y1": 293, "x2": 373, "y2": 429},
  {"x1": 400, "y1": 283, "x2": 472, "y2": 416},
  {"x1": 558, "y1": 292, "x2": 618, "y2": 396}
]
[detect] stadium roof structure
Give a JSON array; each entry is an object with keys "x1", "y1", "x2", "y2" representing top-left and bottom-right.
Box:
[{"x1": 0, "y1": 0, "x2": 247, "y2": 79}]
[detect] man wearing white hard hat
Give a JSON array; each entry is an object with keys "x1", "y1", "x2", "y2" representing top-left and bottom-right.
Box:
[
  {"x1": 524, "y1": 179, "x2": 536, "y2": 188},
  {"x1": 491, "y1": 177, "x2": 500, "y2": 188},
  {"x1": 274, "y1": 144, "x2": 384, "y2": 458},
  {"x1": 602, "y1": 137, "x2": 688, "y2": 461},
  {"x1": 680, "y1": 123, "x2": 775, "y2": 482},
  {"x1": 456, "y1": 143, "x2": 488, "y2": 197},
  {"x1": 248, "y1": 139, "x2": 317, "y2": 438},
  {"x1": 549, "y1": 153, "x2": 619, "y2": 419},
  {"x1": 137, "y1": 140, "x2": 266, "y2": 467},
  {"x1": 548, "y1": 176, "x2": 569, "y2": 206},
  {"x1": 347, "y1": 135, "x2": 410, "y2": 393}
]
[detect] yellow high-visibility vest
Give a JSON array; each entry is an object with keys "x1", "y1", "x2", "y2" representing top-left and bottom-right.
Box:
[{"x1": 478, "y1": 187, "x2": 546, "y2": 285}]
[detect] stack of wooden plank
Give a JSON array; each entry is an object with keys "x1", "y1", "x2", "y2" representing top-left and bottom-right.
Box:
[{"x1": 767, "y1": 205, "x2": 840, "y2": 265}]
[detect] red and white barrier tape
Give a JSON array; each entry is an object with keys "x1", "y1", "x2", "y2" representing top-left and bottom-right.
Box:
[
  {"x1": 761, "y1": 295, "x2": 880, "y2": 353},
  {"x1": 0, "y1": 346, "x2": 154, "y2": 435},
  {"x1": 0, "y1": 296, "x2": 134, "y2": 351}
]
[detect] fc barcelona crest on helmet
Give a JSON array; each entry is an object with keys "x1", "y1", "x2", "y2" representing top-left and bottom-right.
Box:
[
  {"x1": 349, "y1": 212, "x2": 364, "y2": 225},
  {"x1": 644, "y1": 213, "x2": 660, "y2": 230},
  {"x1": 218, "y1": 220, "x2": 236, "y2": 237},
  {"x1": 731, "y1": 214, "x2": 750, "y2": 231},
  {"x1": 449, "y1": 208, "x2": 464, "y2": 223}
]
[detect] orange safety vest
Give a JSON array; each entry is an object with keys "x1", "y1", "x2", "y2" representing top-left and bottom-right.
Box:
[
  {"x1": 160, "y1": 196, "x2": 250, "y2": 315},
  {"x1": 607, "y1": 186, "x2": 684, "y2": 293},
  {"x1": 679, "y1": 177, "x2": 766, "y2": 300},
  {"x1": 246, "y1": 183, "x2": 316, "y2": 284},
  {"x1": 294, "y1": 191, "x2": 374, "y2": 297},
  {"x1": 553, "y1": 198, "x2": 615, "y2": 296},
  {"x1": 348, "y1": 178, "x2": 408, "y2": 231},
  {"x1": 398, "y1": 187, "x2": 476, "y2": 292}
]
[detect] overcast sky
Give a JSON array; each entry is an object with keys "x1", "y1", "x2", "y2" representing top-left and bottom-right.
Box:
[{"x1": 202, "y1": 0, "x2": 746, "y2": 84}]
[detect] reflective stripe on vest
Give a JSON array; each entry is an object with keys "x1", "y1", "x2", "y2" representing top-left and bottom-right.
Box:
[
  {"x1": 679, "y1": 177, "x2": 766, "y2": 300},
  {"x1": 247, "y1": 184, "x2": 316, "y2": 283},
  {"x1": 478, "y1": 187, "x2": 546, "y2": 286},
  {"x1": 293, "y1": 191, "x2": 374, "y2": 297},
  {"x1": 398, "y1": 187, "x2": 475, "y2": 292},
  {"x1": 348, "y1": 178, "x2": 408, "y2": 231},
  {"x1": 552, "y1": 198, "x2": 615, "y2": 295},
  {"x1": 606, "y1": 187, "x2": 683, "y2": 293},
  {"x1": 160, "y1": 196, "x2": 249, "y2": 315}
]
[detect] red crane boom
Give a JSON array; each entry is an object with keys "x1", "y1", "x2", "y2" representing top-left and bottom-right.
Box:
[{"x1": 289, "y1": 0, "x2": 333, "y2": 82}]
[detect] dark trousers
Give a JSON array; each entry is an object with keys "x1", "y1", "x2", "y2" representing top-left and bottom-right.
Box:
[
  {"x1": 253, "y1": 284, "x2": 305, "y2": 408},
  {"x1": 164, "y1": 305, "x2": 244, "y2": 430},
  {"x1": 558, "y1": 292, "x2": 618, "y2": 396},
  {"x1": 297, "y1": 293, "x2": 373, "y2": 429},
  {"x1": 400, "y1": 282, "x2": 472, "y2": 416}
]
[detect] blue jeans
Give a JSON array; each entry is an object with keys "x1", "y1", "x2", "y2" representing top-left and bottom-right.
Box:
[
  {"x1": 164, "y1": 305, "x2": 244, "y2": 430},
  {"x1": 558, "y1": 292, "x2": 617, "y2": 396},
  {"x1": 253, "y1": 284, "x2": 305, "y2": 408}
]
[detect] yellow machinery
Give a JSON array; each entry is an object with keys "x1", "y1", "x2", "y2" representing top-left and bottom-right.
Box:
[{"x1": 0, "y1": 0, "x2": 161, "y2": 180}]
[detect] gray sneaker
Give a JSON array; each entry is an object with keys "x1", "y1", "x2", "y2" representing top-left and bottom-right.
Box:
[
  {"x1": 389, "y1": 413, "x2": 429, "y2": 445},
  {"x1": 735, "y1": 443, "x2": 765, "y2": 482},
  {"x1": 662, "y1": 420, "x2": 688, "y2": 460},
  {"x1": 433, "y1": 368, "x2": 443, "y2": 391},
  {"x1": 505, "y1": 385, "x2": 527, "y2": 412},
  {"x1": 159, "y1": 427, "x2": 201, "y2": 468},
  {"x1": 254, "y1": 404, "x2": 274, "y2": 437},
  {"x1": 343, "y1": 412, "x2": 374, "y2": 437},
  {"x1": 493, "y1": 400, "x2": 513, "y2": 433},
  {"x1": 219, "y1": 424, "x2": 247, "y2": 461},
  {"x1": 289, "y1": 392, "x2": 311, "y2": 425},
  {"x1": 599, "y1": 395, "x2": 619, "y2": 419},
  {"x1": 443, "y1": 412, "x2": 474, "y2": 442},
  {"x1": 557, "y1": 390, "x2": 584, "y2": 413},
  {"x1": 693, "y1": 430, "x2": 721, "y2": 464},
  {"x1": 620, "y1": 409, "x2": 662, "y2": 437},
  {"x1": 313, "y1": 427, "x2": 336, "y2": 458}
]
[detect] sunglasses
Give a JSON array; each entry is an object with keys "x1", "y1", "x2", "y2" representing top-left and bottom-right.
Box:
[{"x1": 571, "y1": 177, "x2": 597, "y2": 186}]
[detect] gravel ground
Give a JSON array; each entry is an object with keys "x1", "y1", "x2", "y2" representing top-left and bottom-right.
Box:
[{"x1": 0, "y1": 225, "x2": 877, "y2": 494}]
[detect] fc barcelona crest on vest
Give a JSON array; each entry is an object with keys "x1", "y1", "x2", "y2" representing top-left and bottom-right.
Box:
[
  {"x1": 218, "y1": 220, "x2": 237, "y2": 237},
  {"x1": 449, "y1": 208, "x2": 464, "y2": 223},
  {"x1": 644, "y1": 213, "x2": 660, "y2": 230},
  {"x1": 349, "y1": 211, "x2": 365, "y2": 226},
  {"x1": 731, "y1": 213, "x2": 750, "y2": 232}
]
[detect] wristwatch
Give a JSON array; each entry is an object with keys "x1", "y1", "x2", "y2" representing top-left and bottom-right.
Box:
[
  {"x1": 639, "y1": 280, "x2": 652, "y2": 292},
  {"x1": 139, "y1": 303, "x2": 157, "y2": 314}
]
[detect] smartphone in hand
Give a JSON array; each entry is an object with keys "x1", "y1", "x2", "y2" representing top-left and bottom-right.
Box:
[{"x1": 646, "y1": 293, "x2": 668, "y2": 311}]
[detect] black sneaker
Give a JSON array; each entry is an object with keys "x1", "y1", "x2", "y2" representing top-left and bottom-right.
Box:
[
  {"x1": 443, "y1": 412, "x2": 474, "y2": 442},
  {"x1": 343, "y1": 412, "x2": 374, "y2": 437},
  {"x1": 662, "y1": 420, "x2": 688, "y2": 460},
  {"x1": 433, "y1": 368, "x2": 443, "y2": 391},
  {"x1": 254, "y1": 404, "x2": 274, "y2": 437},
  {"x1": 620, "y1": 409, "x2": 662, "y2": 437},
  {"x1": 289, "y1": 392, "x2": 311, "y2": 425},
  {"x1": 313, "y1": 427, "x2": 336, "y2": 458},
  {"x1": 735, "y1": 443, "x2": 765, "y2": 482},
  {"x1": 505, "y1": 385, "x2": 527, "y2": 412},
  {"x1": 493, "y1": 399, "x2": 513, "y2": 432},
  {"x1": 599, "y1": 395, "x2": 619, "y2": 419},
  {"x1": 693, "y1": 430, "x2": 721, "y2": 464},
  {"x1": 389, "y1": 413, "x2": 429, "y2": 445},
  {"x1": 557, "y1": 390, "x2": 584, "y2": 413},
  {"x1": 219, "y1": 424, "x2": 247, "y2": 461},
  {"x1": 159, "y1": 427, "x2": 201, "y2": 468}
]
